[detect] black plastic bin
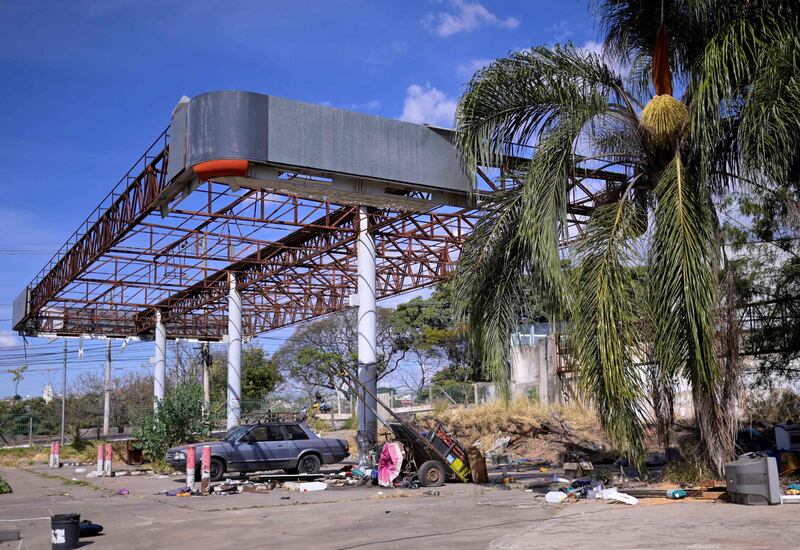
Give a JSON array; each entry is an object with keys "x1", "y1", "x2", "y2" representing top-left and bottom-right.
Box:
[{"x1": 51, "y1": 513, "x2": 80, "y2": 550}]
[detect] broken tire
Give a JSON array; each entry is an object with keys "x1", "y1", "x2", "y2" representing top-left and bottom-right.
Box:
[
  {"x1": 210, "y1": 458, "x2": 225, "y2": 482},
  {"x1": 418, "y1": 460, "x2": 446, "y2": 487},
  {"x1": 298, "y1": 454, "x2": 321, "y2": 474}
]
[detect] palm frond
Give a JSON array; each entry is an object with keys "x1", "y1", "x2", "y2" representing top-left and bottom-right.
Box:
[
  {"x1": 455, "y1": 45, "x2": 630, "y2": 175},
  {"x1": 650, "y1": 153, "x2": 719, "y2": 393},
  {"x1": 570, "y1": 197, "x2": 649, "y2": 467}
]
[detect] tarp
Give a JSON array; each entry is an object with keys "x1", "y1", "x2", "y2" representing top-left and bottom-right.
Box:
[{"x1": 378, "y1": 442, "x2": 404, "y2": 487}]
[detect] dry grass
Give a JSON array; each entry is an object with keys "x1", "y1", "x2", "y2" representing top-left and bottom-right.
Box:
[
  {"x1": 427, "y1": 399, "x2": 606, "y2": 463},
  {"x1": 0, "y1": 440, "x2": 105, "y2": 468}
]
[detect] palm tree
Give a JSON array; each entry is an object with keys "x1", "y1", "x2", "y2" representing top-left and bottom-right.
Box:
[{"x1": 453, "y1": 1, "x2": 799, "y2": 473}]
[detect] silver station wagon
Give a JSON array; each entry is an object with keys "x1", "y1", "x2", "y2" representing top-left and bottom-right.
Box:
[{"x1": 166, "y1": 422, "x2": 349, "y2": 481}]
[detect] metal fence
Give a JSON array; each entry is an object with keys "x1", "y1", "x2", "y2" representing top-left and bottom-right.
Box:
[{"x1": 1, "y1": 383, "x2": 496, "y2": 447}]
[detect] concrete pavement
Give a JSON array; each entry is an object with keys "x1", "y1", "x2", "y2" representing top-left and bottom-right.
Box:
[{"x1": 2, "y1": 465, "x2": 799, "y2": 549}]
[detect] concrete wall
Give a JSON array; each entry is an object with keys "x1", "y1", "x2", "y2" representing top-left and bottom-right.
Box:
[{"x1": 509, "y1": 328, "x2": 562, "y2": 405}]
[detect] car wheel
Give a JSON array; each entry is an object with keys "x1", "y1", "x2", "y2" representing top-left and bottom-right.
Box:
[
  {"x1": 418, "y1": 460, "x2": 445, "y2": 487},
  {"x1": 298, "y1": 454, "x2": 321, "y2": 474},
  {"x1": 210, "y1": 458, "x2": 225, "y2": 482}
]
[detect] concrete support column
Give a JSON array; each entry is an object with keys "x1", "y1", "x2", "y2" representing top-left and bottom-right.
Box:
[
  {"x1": 154, "y1": 309, "x2": 166, "y2": 409},
  {"x1": 356, "y1": 206, "x2": 378, "y2": 459},
  {"x1": 227, "y1": 271, "x2": 243, "y2": 430}
]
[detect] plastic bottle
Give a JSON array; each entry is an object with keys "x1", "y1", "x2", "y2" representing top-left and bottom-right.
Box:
[{"x1": 665, "y1": 489, "x2": 687, "y2": 499}]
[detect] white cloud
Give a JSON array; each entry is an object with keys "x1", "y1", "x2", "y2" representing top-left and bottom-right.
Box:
[
  {"x1": 399, "y1": 84, "x2": 457, "y2": 127},
  {"x1": 0, "y1": 330, "x2": 20, "y2": 349},
  {"x1": 423, "y1": 1, "x2": 519, "y2": 38},
  {"x1": 548, "y1": 20, "x2": 574, "y2": 42},
  {"x1": 579, "y1": 40, "x2": 603, "y2": 57},
  {"x1": 457, "y1": 58, "x2": 493, "y2": 76}
]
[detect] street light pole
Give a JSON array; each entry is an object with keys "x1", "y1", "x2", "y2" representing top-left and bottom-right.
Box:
[
  {"x1": 103, "y1": 339, "x2": 111, "y2": 437},
  {"x1": 60, "y1": 339, "x2": 67, "y2": 448}
]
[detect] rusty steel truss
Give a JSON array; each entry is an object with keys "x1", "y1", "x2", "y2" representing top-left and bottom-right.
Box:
[{"x1": 14, "y1": 129, "x2": 626, "y2": 341}]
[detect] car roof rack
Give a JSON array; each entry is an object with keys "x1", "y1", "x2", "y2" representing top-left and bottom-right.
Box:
[{"x1": 242, "y1": 411, "x2": 306, "y2": 424}]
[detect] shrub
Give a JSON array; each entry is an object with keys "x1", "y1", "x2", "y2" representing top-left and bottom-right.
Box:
[{"x1": 134, "y1": 383, "x2": 216, "y2": 461}]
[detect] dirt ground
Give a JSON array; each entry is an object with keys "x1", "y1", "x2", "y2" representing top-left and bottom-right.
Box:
[{"x1": 1, "y1": 463, "x2": 799, "y2": 549}]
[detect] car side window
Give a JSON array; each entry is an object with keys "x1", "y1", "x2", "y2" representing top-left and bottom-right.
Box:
[
  {"x1": 284, "y1": 424, "x2": 310, "y2": 440},
  {"x1": 249, "y1": 426, "x2": 285, "y2": 442},
  {"x1": 266, "y1": 426, "x2": 285, "y2": 441}
]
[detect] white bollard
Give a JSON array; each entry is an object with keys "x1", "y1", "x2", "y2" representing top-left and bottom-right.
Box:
[
  {"x1": 53, "y1": 441, "x2": 60, "y2": 468},
  {"x1": 49, "y1": 442, "x2": 55, "y2": 468},
  {"x1": 104, "y1": 443, "x2": 113, "y2": 476},
  {"x1": 186, "y1": 446, "x2": 196, "y2": 492},
  {"x1": 97, "y1": 444, "x2": 104, "y2": 475}
]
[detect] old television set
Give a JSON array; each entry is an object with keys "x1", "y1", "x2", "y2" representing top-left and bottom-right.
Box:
[{"x1": 724, "y1": 455, "x2": 781, "y2": 505}]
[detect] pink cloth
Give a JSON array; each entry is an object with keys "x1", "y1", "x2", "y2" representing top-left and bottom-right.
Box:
[{"x1": 378, "y1": 442, "x2": 404, "y2": 487}]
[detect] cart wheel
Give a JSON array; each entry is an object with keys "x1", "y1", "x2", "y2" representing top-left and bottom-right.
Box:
[{"x1": 418, "y1": 460, "x2": 446, "y2": 487}]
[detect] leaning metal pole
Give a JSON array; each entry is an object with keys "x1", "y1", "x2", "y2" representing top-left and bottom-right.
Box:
[
  {"x1": 356, "y1": 206, "x2": 378, "y2": 462},
  {"x1": 154, "y1": 309, "x2": 166, "y2": 409},
  {"x1": 227, "y1": 271, "x2": 243, "y2": 430}
]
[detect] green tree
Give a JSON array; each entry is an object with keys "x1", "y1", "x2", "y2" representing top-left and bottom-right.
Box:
[
  {"x1": 274, "y1": 308, "x2": 406, "y2": 398},
  {"x1": 209, "y1": 345, "x2": 282, "y2": 405},
  {"x1": 8, "y1": 365, "x2": 27, "y2": 399},
  {"x1": 135, "y1": 382, "x2": 215, "y2": 461},
  {"x1": 453, "y1": 1, "x2": 799, "y2": 473}
]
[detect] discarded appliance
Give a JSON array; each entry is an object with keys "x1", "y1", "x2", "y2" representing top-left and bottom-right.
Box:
[
  {"x1": 725, "y1": 454, "x2": 781, "y2": 505},
  {"x1": 775, "y1": 424, "x2": 800, "y2": 451}
]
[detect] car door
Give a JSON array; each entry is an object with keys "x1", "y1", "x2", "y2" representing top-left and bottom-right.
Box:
[
  {"x1": 239, "y1": 426, "x2": 277, "y2": 472},
  {"x1": 246, "y1": 424, "x2": 293, "y2": 471},
  {"x1": 282, "y1": 423, "x2": 317, "y2": 463}
]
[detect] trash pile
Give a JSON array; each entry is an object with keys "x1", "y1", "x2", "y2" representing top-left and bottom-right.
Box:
[{"x1": 543, "y1": 476, "x2": 640, "y2": 506}]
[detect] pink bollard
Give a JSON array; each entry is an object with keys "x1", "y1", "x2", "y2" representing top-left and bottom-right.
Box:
[
  {"x1": 201, "y1": 445, "x2": 211, "y2": 494},
  {"x1": 186, "y1": 446, "x2": 196, "y2": 492},
  {"x1": 97, "y1": 444, "x2": 104, "y2": 475},
  {"x1": 53, "y1": 441, "x2": 60, "y2": 468},
  {"x1": 104, "y1": 443, "x2": 113, "y2": 476}
]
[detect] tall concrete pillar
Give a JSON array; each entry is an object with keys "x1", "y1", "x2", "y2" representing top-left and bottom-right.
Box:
[
  {"x1": 103, "y1": 339, "x2": 111, "y2": 436},
  {"x1": 356, "y1": 206, "x2": 378, "y2": 458},
  {"x1": 154, "y1": 309, "x2": 166, "y2": 409},
  {"x1": 227, "y1": 271, "x2": 242, "y2": 430}
]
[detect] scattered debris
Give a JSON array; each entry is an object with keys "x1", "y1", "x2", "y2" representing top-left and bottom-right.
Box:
[
  {"x1": 79, "y1": 520, "x2": 103, "y2": 537},
  {"x1": 116, "y1": 488, "x2": 129, "y2": 496}
]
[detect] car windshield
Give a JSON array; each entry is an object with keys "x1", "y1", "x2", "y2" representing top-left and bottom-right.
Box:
[{"x1": 226, "y1": 426, "x2": 250, "y2": 442}]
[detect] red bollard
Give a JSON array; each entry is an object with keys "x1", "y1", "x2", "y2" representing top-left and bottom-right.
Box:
[
  {"x1": 186, "y1": 446, "x2": 196, "y2": 492},
  {"x1": 201, "y1": 445, "x2": 211, "y2": 494},
  {"x1": 104, "y1": 443, "x2": 113, "y2": 476},
  {"x1": 52, "y1": 441, "x2": 61, "y2": 468},
  {"x1": 97, "y1": 444, "x2": 104, "y2": 475}
]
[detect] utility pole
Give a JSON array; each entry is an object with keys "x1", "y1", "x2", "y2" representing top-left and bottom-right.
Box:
[
  {"x1": 103, "y1": 339, "x2": 111, "y2": 437},
  {"x1": 60, "y1": 339, "x2": 67, "y2": 448},
  {"x1": 201, "y1": 342, "x2": 211, "y2": 418}
]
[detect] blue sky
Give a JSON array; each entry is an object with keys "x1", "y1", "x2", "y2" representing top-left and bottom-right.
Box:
[{"x1": 0, "y1": 0, "x2": 599, "y2": 396}]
